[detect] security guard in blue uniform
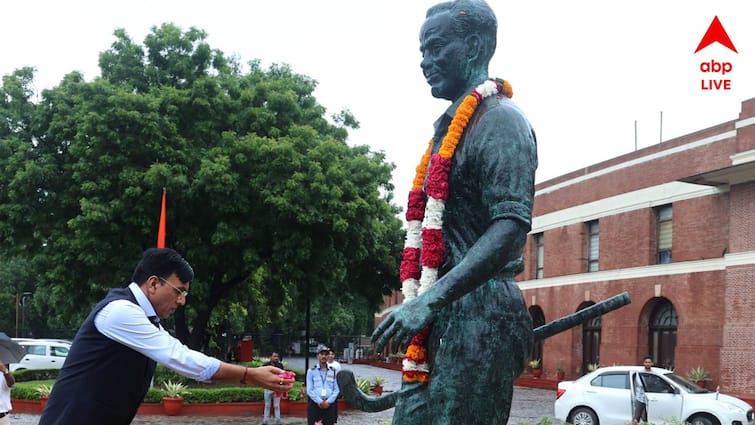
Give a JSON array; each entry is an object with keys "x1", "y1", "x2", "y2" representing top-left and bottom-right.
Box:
[{"x1": 306, "y1": 347, "x2": 340, "y2": 425}]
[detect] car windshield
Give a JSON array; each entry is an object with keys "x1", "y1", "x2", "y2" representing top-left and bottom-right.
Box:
[{"x1": 664, "y1": 373, "x2": 710, "y2": 393}]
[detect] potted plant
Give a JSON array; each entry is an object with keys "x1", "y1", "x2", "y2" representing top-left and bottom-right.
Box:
[
  {"x1": 587, "y1": 362, "x2": 600, "y2": 372},
  {"x1": 529, "y1": 359, "x2": 542, "y2": 378},
  {"x1": 161, "y1": 380, "x2": 190, "y2": 416},
  {"x1": 371, "y1": 376, "x2": 386, "y2": 395},
  {"x1": 35, "y1": 383, "x2": 53, "y2": 410},
  {"x1": 686, "y1": 366, "x2": 711, "y2": 388},
  {"x1": 556, "y1": 365, "x2": 566, "y2": 381},
  {"x1": 356, "y1": 377, "x2": 372, "y2": 395}
]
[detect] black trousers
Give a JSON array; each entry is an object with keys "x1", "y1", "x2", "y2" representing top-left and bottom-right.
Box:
[
  {"x1": 633, "y1": 400, "x2": 647, "y2": 422},
  {"x1": 307, "y1": 399, "x2": 337, "y2": 425}
]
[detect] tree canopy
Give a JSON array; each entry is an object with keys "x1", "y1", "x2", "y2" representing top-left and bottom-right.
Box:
[{"x1": 0, "y1": 23, "x2": 404, "y2": 350}]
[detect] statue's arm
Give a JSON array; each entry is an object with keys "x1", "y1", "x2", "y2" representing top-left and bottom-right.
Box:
[
  {"x1": 424, "y1": 218, "x2": 528, "y2": 309},
  {"x1": 373, "y1": 218, "x2": 529, "y2": 350}
]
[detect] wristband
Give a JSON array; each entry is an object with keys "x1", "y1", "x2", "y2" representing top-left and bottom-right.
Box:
[{"x1": 240, "y1": 367, "x2": 248, "y2": 384}]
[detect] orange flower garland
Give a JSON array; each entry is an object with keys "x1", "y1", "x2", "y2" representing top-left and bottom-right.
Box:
[{"x1": 400, "y1": 78, "x2": 512, "y2": 383}]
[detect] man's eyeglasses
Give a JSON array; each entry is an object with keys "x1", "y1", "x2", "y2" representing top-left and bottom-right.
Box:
[{"x1": 157, "y1": 276, "x2": 189, "y2": 299}]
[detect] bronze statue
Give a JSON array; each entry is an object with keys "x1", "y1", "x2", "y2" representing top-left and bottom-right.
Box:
[{"x1": 337, "y1": 1, "x2": 630, "y2": 423}]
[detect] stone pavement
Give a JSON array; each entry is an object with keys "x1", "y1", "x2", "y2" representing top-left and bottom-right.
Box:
[{"x1": 9, "y1": 358, "x2": 559, "y2": 424}]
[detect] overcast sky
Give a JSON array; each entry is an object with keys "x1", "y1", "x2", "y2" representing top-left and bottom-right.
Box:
[{"x1": 3, "y1": 0, "x2": 754, "y2": 203}]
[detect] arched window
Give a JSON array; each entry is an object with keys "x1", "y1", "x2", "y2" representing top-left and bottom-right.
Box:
[
  {"x1": 582, "y1": 309, "x2": 601, "y2": 373},
  {"x1": 649, "y1": 299, "x2": 677, "y2": 370},
  {"x1": 529, "y1": 305, "x2": 545, "y2": 364}
]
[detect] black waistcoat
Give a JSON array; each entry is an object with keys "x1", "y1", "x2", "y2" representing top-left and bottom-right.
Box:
[{"x1": 39, "y1": 287, "x2": 157, "y2": 425}]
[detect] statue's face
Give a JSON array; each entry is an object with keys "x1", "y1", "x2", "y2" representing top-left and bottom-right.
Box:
[{"x1": 420, "y1": 11, "x2": 469, "y2": 101}]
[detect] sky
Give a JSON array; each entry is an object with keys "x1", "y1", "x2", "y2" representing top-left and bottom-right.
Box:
[{"x1": 2, "y1": 0, "x2": 754, "y2": 204}]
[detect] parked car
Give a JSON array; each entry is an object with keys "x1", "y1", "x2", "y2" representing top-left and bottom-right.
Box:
[
  {"x1": 555, "y1": 365, "x2": 754, "y2": 425},
  {"x1": 9, "y1": 339, "x2": 72, "y2": 371}
]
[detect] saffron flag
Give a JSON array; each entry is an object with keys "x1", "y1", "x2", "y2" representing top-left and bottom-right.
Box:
[{"x1": 157, "y1": 189, "x2": 166, "y2": 248}]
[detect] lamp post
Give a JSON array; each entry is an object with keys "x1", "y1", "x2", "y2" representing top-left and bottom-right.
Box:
[
  {"x1": 20, "y1": 292, "x2": 32, "y2": 338},
  {"x1": 15, "y1": 292, "x2": 19, "y2": 338}
]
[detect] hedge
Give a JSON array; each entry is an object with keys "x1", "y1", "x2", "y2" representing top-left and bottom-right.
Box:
[{"x1": 13, "y1": 377, "x2": 305, "y2": 404}]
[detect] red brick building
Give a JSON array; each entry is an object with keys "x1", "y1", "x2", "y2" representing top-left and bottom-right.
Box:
[
  {"x1": 377, "y1": 96, "x2": 755, "y2": 400},
  {"x1": 520, "y1": 96, "x2": 755, "y2": 400}
]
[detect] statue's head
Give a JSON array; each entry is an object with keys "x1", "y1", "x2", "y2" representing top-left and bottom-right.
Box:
[{"x1": 420, "y1": 0, "x2": 497, "y2": 101}]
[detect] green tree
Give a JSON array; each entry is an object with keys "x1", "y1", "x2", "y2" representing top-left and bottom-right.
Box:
[{"x1": 0, "y1": 23, "x2": 404, "y2": 349}]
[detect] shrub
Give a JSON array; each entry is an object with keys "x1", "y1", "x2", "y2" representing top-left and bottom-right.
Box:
[
  {"x1": 12, "y1": 381, "x2": 55, "y2": 400},
  {"x1": 143, "y1": 387, "x2": 165, "y2": 403},
  {"x1": 12, "y1": 368, "x2": 59, "y2": 382},
  {"x1": 11, "y1": 376, "x2": 306, "y2": 404},
  {"x1": 35, "y1": 384, "x2": 53, "y2": 397},
  {"x1": 184, "y1": 387, "x2": 264, "y2": 403},
  {"x1": 148, "y1": 386, "x2": 265, "y2": 403},
  {"x1": 286, "y1": 385, "x2": 306, "y2": 401}
]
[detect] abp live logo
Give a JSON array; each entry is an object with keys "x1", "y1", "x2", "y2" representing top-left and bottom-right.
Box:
[{"x1": 695, "y1": 16, "x2": 738, "y2": 91}]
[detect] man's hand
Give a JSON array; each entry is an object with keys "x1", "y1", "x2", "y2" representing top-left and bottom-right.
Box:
[
  {"x1": 371, "y1": 296, "x2": 434, "y2": 352},
  {"x1": 319, "y1": 400, "x2": 330, "y2": 409},
  {"x1": 246, "y1": 365, "x2": 295, "y2": 392}
]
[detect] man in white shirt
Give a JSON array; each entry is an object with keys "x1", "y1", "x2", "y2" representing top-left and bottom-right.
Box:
[
  {"x1": 327, "y1": 349, "x2": 341, "y2": 374},
  {"x1": 0, "y1": 363, "x2": 15, "y2": 425},
  {"x1": 633, "y1": 356, "x2": 653, "y2": 423},
  {"x1": 326, "y1": 349, "x2": 342, "y2": 424},
  {"x1": 39, "y1": 248, "x2": 294, "y2": 425}
]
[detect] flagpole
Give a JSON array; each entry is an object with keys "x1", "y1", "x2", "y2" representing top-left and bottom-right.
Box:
[{"x1": 157, "y1": 188, "x2": 167, "y2": 248}]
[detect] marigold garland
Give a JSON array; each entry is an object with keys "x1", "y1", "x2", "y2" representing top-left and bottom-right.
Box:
[{"x1": 399, "y1": 78, "x2": 512, "y2": 383}]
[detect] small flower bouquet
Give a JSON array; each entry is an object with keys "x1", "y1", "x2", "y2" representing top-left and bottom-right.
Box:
[{"x1": 274, "y1": 370, "x2": 296, "y2": 398}]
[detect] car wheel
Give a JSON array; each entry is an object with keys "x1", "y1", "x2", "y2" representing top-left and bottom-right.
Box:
[
  {"x1": 688, "y1": 415, "x2": 718, "y2": 425},
  {"x1": 569, "y1": 407, "x2": 598, "y2": 425}
]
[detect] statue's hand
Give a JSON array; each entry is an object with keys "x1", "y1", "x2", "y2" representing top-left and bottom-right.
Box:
[{"x1": 371, "y1": 296, "x2": 434, "y2": 353}]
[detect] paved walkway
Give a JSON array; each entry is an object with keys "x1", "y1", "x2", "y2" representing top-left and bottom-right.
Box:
[{"x1": 9, "y1": 358, "x2": 559, "y2": 424}]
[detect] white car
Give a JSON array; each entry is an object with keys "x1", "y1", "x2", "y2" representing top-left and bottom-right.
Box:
[
  {"x1": 555, "y1": 365, "x2": 754, "y2": 425},
  {"x1": 9, "y1": 339, "x2": 72, "y2": 372}
]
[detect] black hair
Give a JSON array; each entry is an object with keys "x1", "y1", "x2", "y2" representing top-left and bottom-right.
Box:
[{"x1": 131, "y1": 248, "x2": 194, "y2": 285}]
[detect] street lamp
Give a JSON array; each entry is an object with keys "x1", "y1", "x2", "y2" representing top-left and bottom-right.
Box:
[{"x1": 20, "y1": 292, "x2": 32, "y2": 338}]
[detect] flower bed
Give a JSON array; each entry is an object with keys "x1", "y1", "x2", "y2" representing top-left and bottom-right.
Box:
[{"x1": 12, "y1": 398, "x2": 352, "y2": 417}]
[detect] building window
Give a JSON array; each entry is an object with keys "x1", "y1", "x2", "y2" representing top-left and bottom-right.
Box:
[
  {"x1": 529, "y1": 305, "x2": 545, "y2": 365},
  {"x1": 534, "y1": 233, "x2": 544, "y2": 279},
  {"x1": 649, "y1": 299, "x2": 677, "y2": 370},
  {"x1": 656, "y1": 205, "x2": 672, "y2": 264},
  {"x1": 587, "y1": 220, "x2": 599, "y2": 272},
  {"x1": 582, "y1": 313, "x2": 601, "y2": 374}
]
